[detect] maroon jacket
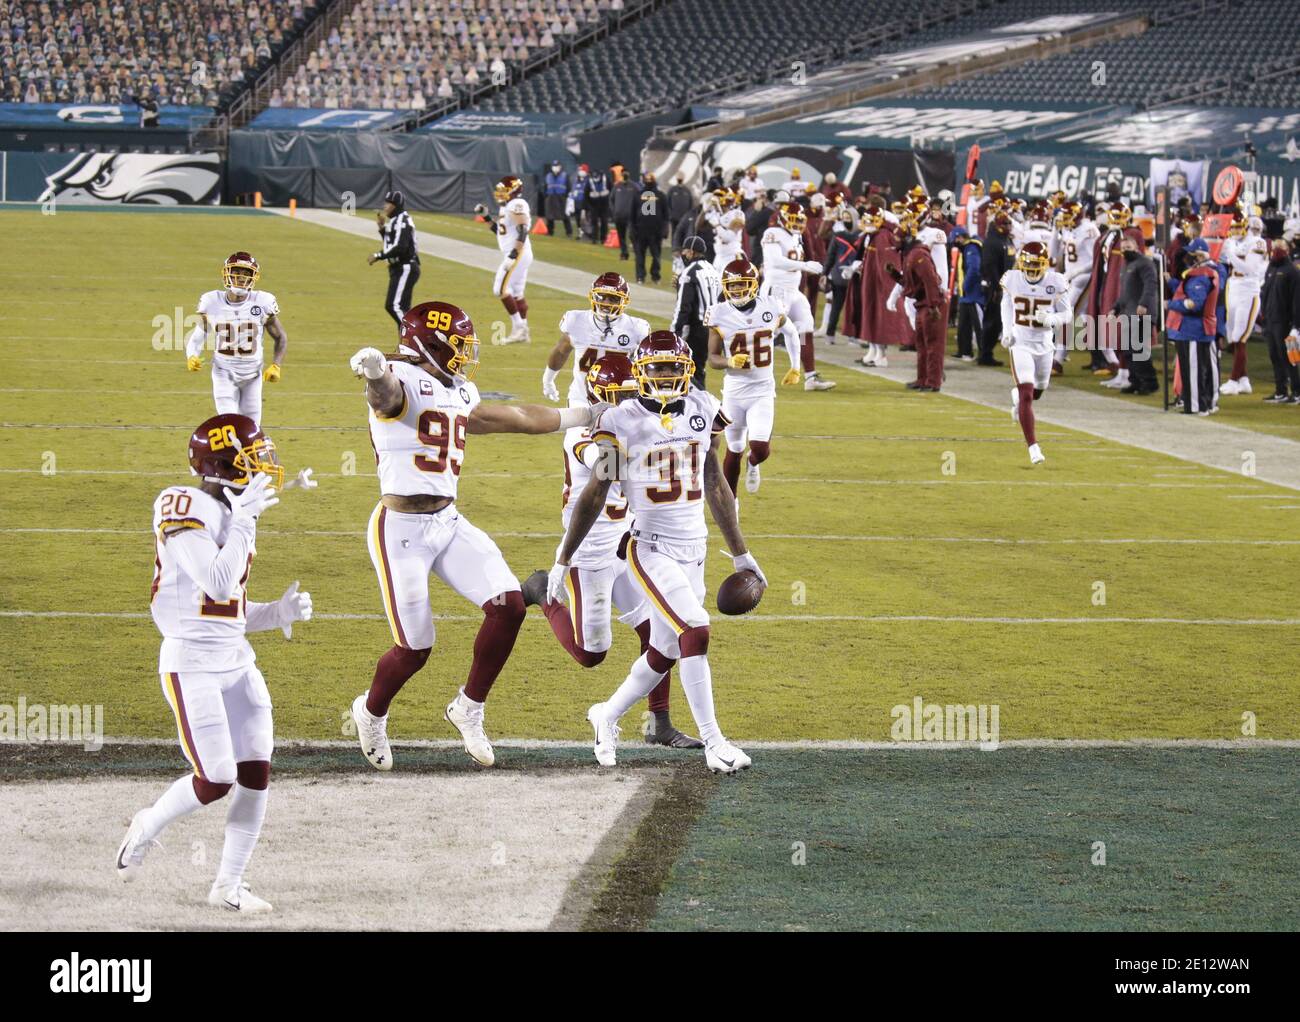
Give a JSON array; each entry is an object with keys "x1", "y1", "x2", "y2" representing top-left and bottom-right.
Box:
[{"x1": 902, "y1": 243, "x2": 943, "y2": 310}]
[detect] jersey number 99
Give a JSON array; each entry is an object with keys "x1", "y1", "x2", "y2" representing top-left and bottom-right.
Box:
[{"x1": 415, "y1": 410, "x2": 467, "y2": 475}]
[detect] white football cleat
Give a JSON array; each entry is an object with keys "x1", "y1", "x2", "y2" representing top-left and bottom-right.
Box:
[
  {"x1": 1219, "y1": 379, "x2": 1240, "y2": 395},
  {"x1": 115, "y1": 809, "x2": 159, "y2": 882},
  {"x1": 351, "y1": 693, "x2": 393, "y2": 771},
  {"x1": 445, "y1": 689, "x2": 495, "y2": 766},
  {"x1": 1234, "y1": 376, "x2": 1252, "y2": 395},
  {"x1": 874, "y1": 355, "x2": 888, "y2": 368},
  {"x1": 1028, "y1": 443, "x2": 1045, "y2": 465},
  {"x1": 745, "y1": 461, "x2": 761, "y2": 494},
  {"x1": 587, "y1": 703, "x2": 619, "y2": 767},
  {"x1": 209, "y1": 880, "x2": 273, "y2": 914},
  {"x1": 804, "y1": 373, "x2": 837, "y2": 391},
  {"x1": 705, "y1": 738, "x2": 752, "y2": 774},
  {"x1": 501, "y1": 322, "x2": 530, "y2": 345}
]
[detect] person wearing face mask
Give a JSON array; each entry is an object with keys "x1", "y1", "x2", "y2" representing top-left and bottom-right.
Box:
[
  {"x1": 1110, "y1": 236, "x2": 1159, "y2": 395},
  {"x1": 1166, "y1": 246, "x2": 1222, "y2": 415},
  {"x1": 1260, "y1": 238, "x2": 1300, "y2": 403},
  {"x1": 544, "y1": 161, "x2": 572, "y2": 237}
]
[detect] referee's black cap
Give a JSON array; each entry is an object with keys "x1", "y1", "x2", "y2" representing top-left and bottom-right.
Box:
[
  {"x1": 384, "y1": 190, "x2": 405, "y2": 211},
  {"x1": 682, "y1": 235, "x2": 707, "y2": 255}
]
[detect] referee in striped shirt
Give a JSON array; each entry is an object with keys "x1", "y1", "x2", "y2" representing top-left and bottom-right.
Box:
[
  {"x1": 368, "y1": 190, "x2": 420, "y2": 334},
  {"x1": 673, "y1": 235, "x2": 720, "y2": 388}
]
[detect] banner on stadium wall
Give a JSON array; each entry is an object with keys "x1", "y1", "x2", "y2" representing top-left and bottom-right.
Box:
[
  {"x1": 0, "y1": 102, "x2": 213, "y2": 130},
  {"x1": 1048, "y1": 106, "x2": 1300, "y2": 160},
  {"x1": 969, "y1": 150, "x2": 1153, "y2": 206},
  {"x1": 707, "y1": 13, "x2": 1124, "y2": 120},
  {"x1": 721, "y1": 101, "x2": 1092, "y2": 150},
  {"x1": 0, "y1": 150, "x2": 221, "y2": 204},
  {"x1": 643, "y1": 137, "x2": 954, "y2": 198},
  {"x1": 419, "y1": 110, "x2": 601, "y2": 135},
  {"x1": 1148, "y1": 159, "x2": 1208, "y2": 210},
  {"x1": 248, "y1": 107, "x2": 410, "y2": 131}
]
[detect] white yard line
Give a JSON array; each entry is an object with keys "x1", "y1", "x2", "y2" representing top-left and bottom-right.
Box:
[{"x1": 54, "y1": 736, "x2": 1300, "y2": 751}]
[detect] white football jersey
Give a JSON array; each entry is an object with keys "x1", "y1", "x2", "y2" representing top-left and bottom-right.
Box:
[
  {"x1": 917, "y1": 225, "x2": 949, "y2": 292},
  {"x1": 495, "y1": 197, "x2": 533, "y2": 256},
  {"x1": 1224, "y1": 235, "x2": 1268, "y2": 290},
  {"x1": 713, "y1": 212, "x2": 746, "y2": 268},
  {"x1": 197, "y1": 289, "x2": 278, "y2": 378},
  {"x1": 562, "y1": 427, "x2": 630, "y2": 568},
  {"x1": 368, "y1": 359, "x2": 480, "y2": 499},
  {"x1": 703, "y1": 296, "x2": 786, "y2": 396},
  {"x1": 558, "y1": 309, "x2": 651, "y2": 405},
  {"x1": 150, "y1": 485, "x2": 256, "y2": 673},
  {"x1": 1020, "y1": 224, "x2": 1058, "y2": 263},
  {"x1": 760, "y1": 224, "x2": 806, "y2": 291},
  {"x1": 1064, "y1": 220, "x2": 1099, "y2": 278},
  {"x1": 593, "y1": 388, "x2": 727, "y2": 544},
  {"x1": 1000, "y1": 269, "x2": 1071, "y2": 353}
]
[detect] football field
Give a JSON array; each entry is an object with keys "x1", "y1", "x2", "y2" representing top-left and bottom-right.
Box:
[{"x1": 1, "y1": 205, "x2": 1298, "y2": 930}]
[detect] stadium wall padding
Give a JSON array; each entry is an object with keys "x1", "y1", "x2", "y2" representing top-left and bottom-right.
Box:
[
  {"x1": 227, "y1": 129, "x2": 568, "y2": 211},
  {"x1": 1, "y1": 150, "x2": 220, "y2": 203}
]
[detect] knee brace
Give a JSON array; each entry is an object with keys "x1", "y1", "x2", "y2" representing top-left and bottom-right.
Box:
[
  {"x1": 236, "y1": 760, "x2": 271, "y2": 791},
  {"x1": 193, "y1": 776, "x2": 232, "y2": 804},
  {"x1": 678, "y1": 625, "x2": 711, "y2": 659}
]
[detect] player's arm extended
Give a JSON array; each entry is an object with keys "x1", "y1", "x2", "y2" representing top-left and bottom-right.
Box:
[
  {"x1": 166, "y1": 522, "x2": 255, "y2": 602},
  {"x1": 703, "y1": 438, "x2": 748, "y2": 557},
  {"x1": 556, "y1": 441, "x2": 617, "y2": 564},
  {"x1": 467, "y1": 401, "x2": 597, "y2": 435},
  {"x1": 185, "y1": 313, "x2": 208, "y2": 368},
  {"x1": 546, "y1": 334, "x2": 573, "y2": 371}
]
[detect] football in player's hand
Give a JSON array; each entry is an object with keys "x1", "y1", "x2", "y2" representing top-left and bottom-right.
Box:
[{"x1": 717, "y1": 570, "x2": 765, "y2": 615}]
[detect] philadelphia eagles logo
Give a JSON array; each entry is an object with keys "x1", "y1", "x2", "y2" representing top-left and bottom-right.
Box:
[{"x1": 38, "y1": 153, "x2": 221, "y2": 206}]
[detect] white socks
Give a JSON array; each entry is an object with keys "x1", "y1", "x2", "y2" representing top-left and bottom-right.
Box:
[
  {"x1": 510, "y1": 312, "x2": 524, "y2": 328},
  {"x1": 140, "y1": 774, "x2": 203, "y2": 841},
  {"x1": 678, "y1": 655, "x2": 721, "y2": 747},
  {"x1": 215, "y1": 783, "x2": 268, "y2": 890},
  {"x1": 603, "y1": 653, "x2": 664, "y2": 722}
]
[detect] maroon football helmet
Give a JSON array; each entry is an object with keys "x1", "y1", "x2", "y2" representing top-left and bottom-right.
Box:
[
  {"x1": 494, "y1": 175, "x2": 523, "y2": 203},
  {"x1": 399, "y1": 300, "x2": 480, "y2": 380},
  {"x1": 188, "y1": 413, "x2": 282, "y2": 489},
  {"x1": 585, "y1": 352, "x2": 638, "y2": 405},
  {"x1": 589, "y1": 271, "x2": 630, "y2": 320},
  {"x1": 631, "y1": 330, "x2": 694, "y2": 404},
  {"x1": 223, "y1": 251, "x2": 259, "y2": 297},
  {"x1": 721, "y1": 258, "x2": 759, "y2": 306}
]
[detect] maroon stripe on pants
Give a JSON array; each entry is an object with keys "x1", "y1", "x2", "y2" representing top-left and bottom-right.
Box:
[
  {"x1": 377, "y1": 506, "x2": 410, "y2": 648},
  {"x1": 569, "y1": 567, "x2": 585, "y2": 649},
  {"x1": 170, "y1": 672, "x2": 207, "y2": 780},
  {"x1": 629, "y1": 540, "x2": 690, "y2": 632}
]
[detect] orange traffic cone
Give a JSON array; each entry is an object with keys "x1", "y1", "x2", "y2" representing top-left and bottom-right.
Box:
[
  {"x1": 532, "y1": 217, "x2": 549, "y2": 235},
  {"x1": 474, "y1": 214, "x2": 486, "y2": 222},
  {"x1": 603, "y1": 227, "x2": 619, "y2": 248}
]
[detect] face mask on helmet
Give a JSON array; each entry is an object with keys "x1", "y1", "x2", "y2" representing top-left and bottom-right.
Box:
[
  {"x1": 721, "y1": 265, "x2": 759, "y2": 306},
  {"x1": 1017, "y1": 246, "x2": 1049, "y2": 283},
  {"x1": 589, "y1": 282, "x2": 628, "y2": 322},
  {"x1": 223, "y1": 257, "x2": 259, "y2": 298},
  {"x1": 586, "y1": 360, "x2": 638, "y2": 406},
  {"x1": 780, "y1": 204, "x2": 806, "y2": 232},
  {"x1": 192, "y1": 419, "x2": 284, "y2": 491},
  {"x1": 634, "y1": 352, "x2": 694, "y2": 404}
]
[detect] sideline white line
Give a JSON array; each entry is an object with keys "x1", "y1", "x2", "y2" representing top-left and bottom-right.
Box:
[
  {"x1": 35, "y1": 736, "x2": 1300, "y2": 751},
  {"x1": 4, "y1": 610, "x2": 1298, "y2": 625},
  {"x1": 4, "y1": 526, "x2": 1299, "y2": 546}
]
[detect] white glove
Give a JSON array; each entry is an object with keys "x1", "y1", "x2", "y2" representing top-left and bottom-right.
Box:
[
  {"x1": 848, "y1": 260, "x2": 862, "y2": 276},
  {"x1": 542, "y1": 367, "x2": 560, "y2": 402},
  {"x1": 733, "y1": 551, "x2": 767, "y2": 588},
  {"x1": 886, "y1": 283, "x2": 903, "y2": 311},
  {"x1": 276, "y1": 579, "x2": 313, "y2": 639},
  {"x1": 546, "y1": 562, "x2": 569, "y2": 605},
  {"x1": 350, "y1": 347, "x2": 388, "y2": 380},
  {"x1": 1000, "y1": 333, "x2": 1014, "y2": 349},
  {"x1": 283, "y1": 467, "x2": 317, "y2": 491},
  {"x1": 225, "y1": 472, "x2": 278, "y2": 523},
  {"x1": 803, "y1": 260, "x2": 824, "y2": 274},
  {"x1": 472, "y1": 202, "x2": 487, "y2": 216}
]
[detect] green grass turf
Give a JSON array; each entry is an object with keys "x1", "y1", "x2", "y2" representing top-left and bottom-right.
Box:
[
  {"x1": 650, "y1": 746, "x2": 1300, "y2": 931},
  {"x1": 1, "y1": 208, "x2": 1298, "y2": 744}
]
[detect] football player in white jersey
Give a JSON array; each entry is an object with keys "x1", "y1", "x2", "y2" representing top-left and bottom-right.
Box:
[
  {"x1": 476, "y1": 175, "x2": 534, "y2": 343},
  {"x1": 1000, "y1": 241, "x2": 1072, "y2": 465},
  {"x1": 547, "y1": 331, "x2": 767, "y2": 774},
  {"x1": 706, "y1": 258, "x2": 800, "y2": 508},
  {"x1": 185, "y1": 252, "x2": 288, "y2": 427},
  {"x1": 761, "y1": 201, "x2": 836, "y2": 391},
  {"x1": 1053, "y1": 201, "x2": 1098, "y2": 372},
  {"x1": 712, "y1": 189, "x2": 747, "y2": 272},
  {"x1": 348, "y1": 301, "x2": 603, "y2": 770},
  {"x1": 541, "y1": 272, "x2": 651, "y2": 405},
  {"x1": 1220, "y1": 214, "x2": 1269, "y2": 395},
  {"x1": 115, "y1": 413, "x2": 312, "y2": 913},
  {"x1": 521, "y1": 354, "x2": 702, "y2": 749}
]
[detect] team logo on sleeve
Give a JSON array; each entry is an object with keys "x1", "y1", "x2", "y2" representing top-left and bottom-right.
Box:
[{"x1": 690, "y1": 414, "x2": 706, "y2": 431}]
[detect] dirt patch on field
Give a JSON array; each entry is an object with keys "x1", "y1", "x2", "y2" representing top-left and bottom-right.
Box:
[{"x1": 0, "y1": 770, "x2": 661, "y2": 930}]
